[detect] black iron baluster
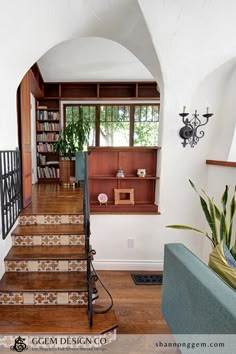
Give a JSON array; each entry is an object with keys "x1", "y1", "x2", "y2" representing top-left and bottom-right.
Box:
[
  {"x1": 0, "y1": 150, "x2": 22, "y2": 239},
  {"x1": 83, "y1": 152, "x2": 93, "y2": 326}
]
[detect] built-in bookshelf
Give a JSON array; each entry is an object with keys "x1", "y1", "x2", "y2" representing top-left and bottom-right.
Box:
[
  {"x1": 88, "y1": 147, "x2": 160, "y2": 214},
  {"x1": 36, "y1": 105, "x2": 60, "y2": 183}
]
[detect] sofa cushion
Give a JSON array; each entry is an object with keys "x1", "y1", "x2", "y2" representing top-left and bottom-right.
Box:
[{"x1": 162, "y1": 243, "x2": 236, "y2": 334}]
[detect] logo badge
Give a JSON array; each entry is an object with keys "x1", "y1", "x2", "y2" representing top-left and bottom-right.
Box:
[{"x1": 10, "y1": 336, "x2": 28, "y2": 352}]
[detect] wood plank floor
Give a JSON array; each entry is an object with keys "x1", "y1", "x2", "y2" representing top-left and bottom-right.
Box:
[
  {"x1": 12, "y1": 224, "x2": 85, "y2": 235},
  {"x1": 95, "y1": 271, "x2": 170, "y2": 334},
  {"x1": 0, "y1": 306, "x2": 117, "y2": 334},
  {"x1": 5, "y1": 246, "x2": 86, "y2": 260},
  {"x1": 0, "y1": 272, "x2": 88, "y2": 292},
  {"x1": 21, "y1": 184, "x2": 83, "y2": 215}
]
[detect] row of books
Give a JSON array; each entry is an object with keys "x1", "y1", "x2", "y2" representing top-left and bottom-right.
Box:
[
  {"x1": 37, "y1": 166, "x2": 60, "y2": 179},
  {"x1": 37, "y1": 133, "x2": 59, "y2": 142},
  {"x1": 37, "y1": 110, "x2": 60, "y2": 121},
  {"x1": 37, "y1": 143, "x2": 56, "y2": 152},
  {"x1": 37, "y1": 122, "x2": 60, "y2": 131}
]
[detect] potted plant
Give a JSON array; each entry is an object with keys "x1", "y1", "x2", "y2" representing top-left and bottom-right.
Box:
[
  {"x1": 55, "y1": 107, "x2": 90, "y2": 184},
  {"x1": 166, "y1": 180, "x2": 236, "y2": 288}
]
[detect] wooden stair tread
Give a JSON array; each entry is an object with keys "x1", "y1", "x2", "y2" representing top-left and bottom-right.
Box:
[
  {"x1": 12, "y1": 224, "x2": 85, "y2": 236},
  {"x1": 0, "y1": 272, "x2": 88, "y2": 292},
  {"x1": 0, "y1": 305, "x2": 118, "y2": 334},
  {"x1": 5, "y1": 246, "x2": 86, "y2": 260}
]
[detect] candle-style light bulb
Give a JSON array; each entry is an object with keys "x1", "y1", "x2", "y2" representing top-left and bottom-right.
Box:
[
  {"x1": 206, "y1": 107, "x2": 209, "y2": 114},
  {"x1": 183, "y1": 106, "x2": 186, "y2": 113}
]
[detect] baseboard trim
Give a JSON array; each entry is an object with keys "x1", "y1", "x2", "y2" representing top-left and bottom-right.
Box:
[{"x1": 93, "y1": 259, "x2": 163, "y2": 271}]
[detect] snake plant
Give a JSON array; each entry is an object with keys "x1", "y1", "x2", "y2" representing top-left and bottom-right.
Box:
[{"x1": 166, "y1": 180, "x2": 236, "y2": 260}]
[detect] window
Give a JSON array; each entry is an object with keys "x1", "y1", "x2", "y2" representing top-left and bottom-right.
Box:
[
  {"x1": 64, "y1": 104, "x2": 159, "y2": 147},
  {"x1": 134, "y1": 105, "x2": 159, "y2": 146},
  {"x1": 100, "y1": 106, "x2": 130, "y2": 146},
  {"x1": 65, "y1": 105, "x2": 96, "y2": 146}
]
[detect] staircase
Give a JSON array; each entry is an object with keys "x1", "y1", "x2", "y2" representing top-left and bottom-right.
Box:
[{"x1": 0, "y1": 155, "x2": 117, "y2": 349}]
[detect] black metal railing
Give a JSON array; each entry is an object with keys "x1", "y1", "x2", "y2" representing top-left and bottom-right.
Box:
[
  {"x1": 0, "y1": 150, "x2": 22, "y2": 239},
  {"x1": 83, "y1": 152, "x2": 94, "y2": 326},
  {"x1": 83, "y1": 152, "x2": 113, "y2": 327}
]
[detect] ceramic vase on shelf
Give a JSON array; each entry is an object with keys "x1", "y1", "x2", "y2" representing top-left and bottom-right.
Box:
[
  {"x1": 116, "y1": 169, "x2": 125, "y2": 178},
  {"x1": 137, "y1": 169, "x2": 146, "y2": 177}
]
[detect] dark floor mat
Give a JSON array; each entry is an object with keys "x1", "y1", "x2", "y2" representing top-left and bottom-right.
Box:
[{"x1": 131, "y1": 273, "x2": 163, "y2": 285}]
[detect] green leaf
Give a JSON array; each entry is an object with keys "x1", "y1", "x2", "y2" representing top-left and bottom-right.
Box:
[
  {"x1": 220, "y1": 213, "x2": 228, "y2": 247},
  {"x1": 166, "y1": 225, "x2": 215, "y2": 246},
  {"x1": 199, "y1": 196, "x2": 217, "y2": 241},
  {"x1": 166, "y1": 224, "x2": 205, "y2": 234},
  {"x1": 189, "y1": 179, "x2": 198, "y2": 193},
  {"x1": 208, "y1": 197, "x2": 219, "y2": 245},
  {"x1": 230, "y1": 189, "x2": 236, "y2": 222},
  {"x1": 230, "y1": 245, "x2": 236, "y2": 261},
  {"x1": 221, "y1": 185, "x2": 228, "y2": 217},
  {"x1": 214, "y1": 204, "x2": 221, "y2": 220}
]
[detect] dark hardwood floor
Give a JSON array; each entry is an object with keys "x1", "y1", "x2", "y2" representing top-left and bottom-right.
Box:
[{"x1": 95, "y1": 271, "x2": 170, "y2": 334}]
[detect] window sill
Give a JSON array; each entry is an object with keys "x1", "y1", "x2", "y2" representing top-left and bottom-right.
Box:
[{"x1": 90, "y1": 203, "x2": 159, "y2": 215}]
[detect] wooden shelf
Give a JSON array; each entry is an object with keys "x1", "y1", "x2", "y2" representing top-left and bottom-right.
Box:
[
  {"x1": 90, "y1": 203, "x2": 159, "y2": 214},
  {"x1": 37, "y1": 130, "x2": 60, "y2": 133},
  {"x1": 37, "y1": 140, "x2": 58, "y2": 143},
  {"x1": 206, "y1": 160, "x2": 236, "y2": 168},
  {"x1": 35, "y1": 81, "x2": 160, "y2": 100},
  {"x1": 88, "y1": 147, "x2": 159, "y2": 214},
  {"x1": 89, "y1": 176, "x2": 159, "y2": 180},
  {"x1": 36, "y1": 119, "x2": 59, "y2": 122}
]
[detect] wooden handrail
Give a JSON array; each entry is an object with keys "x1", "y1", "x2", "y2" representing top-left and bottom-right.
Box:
[{"x1": 206, "y1": 160, "x2": 236, "y2": 168}]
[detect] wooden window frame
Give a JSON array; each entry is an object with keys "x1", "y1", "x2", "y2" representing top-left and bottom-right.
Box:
[{"x1": 63, "y1": 103, "x2": 159, "y2": 147}]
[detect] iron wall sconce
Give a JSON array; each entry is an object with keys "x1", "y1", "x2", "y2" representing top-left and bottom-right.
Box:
[{"x1": 179, "y1": 106, "x2": 213, "y2": 147}]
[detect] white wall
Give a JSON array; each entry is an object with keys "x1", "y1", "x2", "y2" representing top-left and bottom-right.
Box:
[{"x1": 0, "y1": 0, "x2": 236, "y2": 273}]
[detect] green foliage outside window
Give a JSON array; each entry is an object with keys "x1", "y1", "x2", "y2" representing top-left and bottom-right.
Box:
[{"x1": 65, "y1": 104, "x2": 159, "y2": 147}]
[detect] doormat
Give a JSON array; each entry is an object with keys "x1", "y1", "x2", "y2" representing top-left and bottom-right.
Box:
[{"x1": 131, "y1": 273, "x2": 163, "y2": 285}]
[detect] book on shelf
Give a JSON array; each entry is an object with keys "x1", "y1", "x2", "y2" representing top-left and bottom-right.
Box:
[
  {"x1": 37, "y1": 110, "x2": 60, "y2": 121},
  {"x1": 37, "y1": 122, "x2": 60, "y2": 131},
  {"x1": 37, "y1": 132, "x2": 59, "y2": 142},
  {"x1": 37, "y1": 143, "x2": 55, "y2": 152},
  {"x1": 37, "y1": 166, "x2": 60, "y2": 179}
]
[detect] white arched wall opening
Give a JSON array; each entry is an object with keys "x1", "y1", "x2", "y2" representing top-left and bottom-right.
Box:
[
  {"x1": 0, "y1": 0, "x2": 164, "y2": 150},
  {"x1": 0, "y1": 0, "x2": 164, "y2": 276}
]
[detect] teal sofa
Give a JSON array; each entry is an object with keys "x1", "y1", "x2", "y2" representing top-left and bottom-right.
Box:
[{"x1": 162, "y1": 243, "x2": 236, "y2": 334}]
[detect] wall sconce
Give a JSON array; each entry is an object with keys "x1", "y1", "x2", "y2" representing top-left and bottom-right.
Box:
[{"x1": 179, "y1": 106, "x2": 213, "y2": 147}]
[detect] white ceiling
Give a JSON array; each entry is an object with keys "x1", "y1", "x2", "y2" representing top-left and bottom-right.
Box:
[{"x1": 37, "y1": 37, "x2": 154, "y2": 82}]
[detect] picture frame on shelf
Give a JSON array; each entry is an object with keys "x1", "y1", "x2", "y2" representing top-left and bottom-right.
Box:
[{"x1": 114, "y1": 189, "x2": 134, "y2": 205}]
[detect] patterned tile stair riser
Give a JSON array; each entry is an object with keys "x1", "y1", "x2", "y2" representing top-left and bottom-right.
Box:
[
  {"x1": 18, "y1": 215, "x2": 84, "y2": 225},
  {"x1": 0, "y1": 292, "x2": 88, "y2": 305},
  {"x1": 12, "y1": 235, "x2": 85, "y2": 246},
  {"x1": 5, "y1": 260, "x2": 87, "y2": 272}
]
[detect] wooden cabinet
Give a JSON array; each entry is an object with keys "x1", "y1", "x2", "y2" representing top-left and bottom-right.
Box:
[
  {"x1": 36, "y1": 107, "x2": 60, "y2": 182},
  {"x1": 88, "y1": 147, "x2": 160, "y2": 214}
]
